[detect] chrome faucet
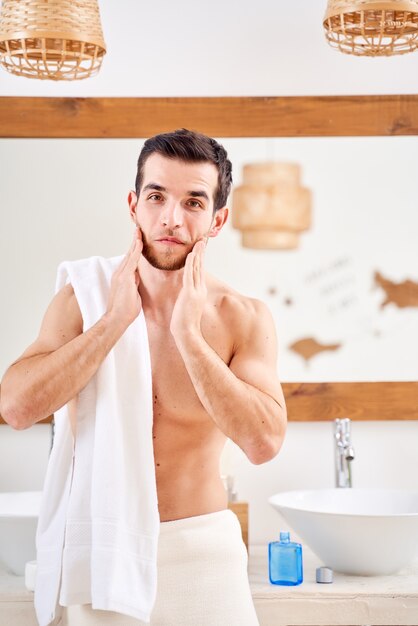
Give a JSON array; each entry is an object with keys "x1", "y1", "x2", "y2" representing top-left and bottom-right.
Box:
[{"x1": 334, "y1": 418, "x2": 355, "y2": 488}]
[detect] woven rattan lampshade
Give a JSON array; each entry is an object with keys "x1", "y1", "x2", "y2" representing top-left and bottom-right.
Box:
[
  {"x1": 323, "y1": 0, "x2": 418, "y2": 56},
  {"x1": 231, "y1": 162, "x2": 312, "y2": 251},
  {"x1": 0, "y1": 0, "x2": 106, "y2": 80}
]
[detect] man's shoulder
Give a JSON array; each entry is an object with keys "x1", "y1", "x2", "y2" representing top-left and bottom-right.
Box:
[{"x1": 207, "y1": 275, "x2": 269, "y2": 326}]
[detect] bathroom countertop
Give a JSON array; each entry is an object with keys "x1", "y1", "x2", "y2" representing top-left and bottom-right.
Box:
[
  {"x1": 248, "y1": 544, "x2": 418, "y2": 625},
  {"x1": 1, "y1": 546, "x2": 418, "y2": 626},
  {"x1": 0, "y1": 561, "x2": 38, "y2": 626}
]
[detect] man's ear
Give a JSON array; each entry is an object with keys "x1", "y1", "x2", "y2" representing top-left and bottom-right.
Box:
[
  {"x1": 207, "y1": 207, "x2": 229, "y2": 238},
  {"x1": 128, "y1": 190, "x2": 138, "y2": 222}
]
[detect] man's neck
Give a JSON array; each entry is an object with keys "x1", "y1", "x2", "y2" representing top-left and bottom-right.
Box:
[{"x1": 138, "y1": 258, "x2": 184, "y2": 325}]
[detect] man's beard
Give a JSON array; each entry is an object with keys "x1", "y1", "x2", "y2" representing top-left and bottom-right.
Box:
[{"x1": 140, "y1": 229, "x2": 192, "y2": 271}]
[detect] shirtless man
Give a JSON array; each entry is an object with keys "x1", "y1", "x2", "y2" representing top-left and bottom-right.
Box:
[{"x1": 1, "y1": 128, "x2": 287, "y2": 625}]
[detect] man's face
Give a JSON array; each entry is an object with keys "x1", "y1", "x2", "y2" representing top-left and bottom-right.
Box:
[{"x1": 132, "y1": 153, "x2": 222, "y2": 271}]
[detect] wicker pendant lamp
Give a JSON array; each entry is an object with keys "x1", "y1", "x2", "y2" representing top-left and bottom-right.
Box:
[
  {"x1": 323, "y1": 0, "x2": 418, "y2": 56},
  {"x1": 0, "y1": 0, "x2": 106, "y2": 80},
  {"x1": 231, "y1": 162, "x2": 312, "y2": 251}
]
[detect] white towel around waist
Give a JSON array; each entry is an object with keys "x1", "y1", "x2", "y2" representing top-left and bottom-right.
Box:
[
  {"x1": 34, "y1": 254, "x2": 160, "y2": 626},
  {"x1": 60, "y1": 509, "x2": 260, "y2": 626}
]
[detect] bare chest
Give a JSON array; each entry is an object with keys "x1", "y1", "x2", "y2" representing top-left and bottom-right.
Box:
[{"x1": 145, "y1": 307, "x2": 233, "y2": 425}]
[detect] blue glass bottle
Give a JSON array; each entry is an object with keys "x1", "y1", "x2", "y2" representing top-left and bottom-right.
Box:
[{"x1": 268, "y1": 531, "x2": 303, "y2": 585}]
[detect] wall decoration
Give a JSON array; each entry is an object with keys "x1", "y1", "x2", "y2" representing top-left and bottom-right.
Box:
[{"x1": 231, "y1": 162, "x2": 312, "y2": 250}]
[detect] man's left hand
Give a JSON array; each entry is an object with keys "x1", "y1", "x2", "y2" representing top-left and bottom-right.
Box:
[{"x1": 170, "y1": 238, "x2": 207, "y2": 340}]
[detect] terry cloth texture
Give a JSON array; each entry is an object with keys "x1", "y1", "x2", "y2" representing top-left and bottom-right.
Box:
[
  {"x1": 57, "y1": 509, "x2": 260, "y2": 626},
  {"x1": 34, "y1": 255, "x2": 160, "y2": 626}
]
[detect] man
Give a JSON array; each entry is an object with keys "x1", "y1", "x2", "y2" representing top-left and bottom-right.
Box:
[{"x1": 1, "y1": 128, "x2": 287, "y2": 625}]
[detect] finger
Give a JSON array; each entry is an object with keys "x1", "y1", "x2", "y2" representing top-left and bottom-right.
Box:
[
  {"x1": 193, "y1": 242, "x2": 200, "y2": 289},
  {"x1": 135, "y1": 225, "x2": 142, "y2": 239},
  {"x1": 118, "y1": 252, "x2": 131, "y2": 274},
  {"x1": 119, "y1": 242, "x2": 140, "y2": 278},
  {"x1": 128, "y1": 228, "x2": 142, "y2": 258},
  {"x1": 123, "y1": 230, "x2": 139, "y2": 262},
  {"x1": 131, "y1": 228, "x2": 141, "y2": 248},
  {"x1": 195, "y1": 239, "x2": 205, "y2": 283},
  {"x1": 118, "y1": 236, "x2": 137, "y2": 273},
  {"x1": 130, "y1": 228, "x2": 138, "y2": 249},
  {"x1": 198, "y1": 239, "x2": 205, "y2": 287},
  {"x1": 134, "y1": 227, "x2": 143, "y2": 249},
  {"x1": 128, "y1": 240, "x2": 142, "y2": 269},
  {"x1": 137, "y1": 228, "x2": 144, "y2": 248},
  {"x1": 183, "y1": 248, "x2": 194, "y2": 288}
]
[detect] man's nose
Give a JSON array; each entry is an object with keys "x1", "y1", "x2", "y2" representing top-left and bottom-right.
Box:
[{"x1": 160, "y1": 202, "x2": 183, "y2": 229}]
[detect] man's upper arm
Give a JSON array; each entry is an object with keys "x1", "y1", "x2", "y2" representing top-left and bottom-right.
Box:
[
  {"x1": 228, "y1": 298, "x2": 286, "y2": 410},
  {"x1": 9, "y1": 283, "x2": 83, "y2": 366}
]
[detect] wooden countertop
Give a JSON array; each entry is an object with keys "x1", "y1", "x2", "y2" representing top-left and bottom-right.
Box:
[{"x1": 1, "y1": 544, "x2": 418, "y2": 626}]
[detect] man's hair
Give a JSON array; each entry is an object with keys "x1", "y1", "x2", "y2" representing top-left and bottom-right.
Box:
[{"x1": 135, "y1": 128, "x2": 233, "y2": 213}]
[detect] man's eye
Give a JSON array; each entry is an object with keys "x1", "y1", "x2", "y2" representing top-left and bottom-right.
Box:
[
  {"x1": 148, "y1": 194, "x2": 162, "y2": 201},
  {"x1": 187, "y1": 200, "x2": 202, "y2": 208}
]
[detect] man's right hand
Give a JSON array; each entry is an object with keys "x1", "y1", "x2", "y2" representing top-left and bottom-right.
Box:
[{"x1": 106, "y1": 228, "x2": 143, "y2": 327}]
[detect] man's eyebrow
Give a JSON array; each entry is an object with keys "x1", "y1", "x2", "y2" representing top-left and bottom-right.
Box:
[
  {"x1": 142, "y1": 183, "x2": 167, "y2": 193},
  {"x1": 188, "y1": 190, "x2": 209, "y2": 202},
  {"x1": 142, "y1": 183, "x2": 210, "y2": 203}
]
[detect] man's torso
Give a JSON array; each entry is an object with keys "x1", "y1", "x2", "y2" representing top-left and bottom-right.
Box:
[{"x1": 144, "y1": 274, "x2": 247, "y2": 522}]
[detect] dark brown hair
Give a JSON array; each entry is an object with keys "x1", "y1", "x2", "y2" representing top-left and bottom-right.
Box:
[{"x1": 135, "y1": 128, "x2": 233, "y2": 213}]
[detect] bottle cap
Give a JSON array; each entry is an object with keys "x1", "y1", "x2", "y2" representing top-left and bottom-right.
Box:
[
  {"x1": 279, "y1": 531, "x2": 290, "y2": 542},
  {"x1": 316, "y1": 566, "x2": 333, "y2": 583}
]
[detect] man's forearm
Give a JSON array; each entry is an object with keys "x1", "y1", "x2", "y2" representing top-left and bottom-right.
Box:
[
  {"x1": 1, "y1": 313, "x2": 128, "y2": 430},
  {"x1": 174, "y1": 331, "x2": 286, "y2": 464}
]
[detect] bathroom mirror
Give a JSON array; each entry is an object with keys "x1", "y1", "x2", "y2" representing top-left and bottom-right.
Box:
[{"x1": 1, "y1": 96, "x2": 417, "y2": 421}]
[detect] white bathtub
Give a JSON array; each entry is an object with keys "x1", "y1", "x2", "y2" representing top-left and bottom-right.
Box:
[{"x1": 0, "y1": 491, "x2": 42, "y2": 575}]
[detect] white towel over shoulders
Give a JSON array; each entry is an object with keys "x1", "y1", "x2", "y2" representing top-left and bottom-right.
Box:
[{"x1": 34, "y1": 254, "x2": 160, "y2": 626}]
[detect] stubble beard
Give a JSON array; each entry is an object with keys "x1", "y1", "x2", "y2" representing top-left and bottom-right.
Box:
[{"x1": 140, "y1": 229, "x2": 191, "y2": 271}]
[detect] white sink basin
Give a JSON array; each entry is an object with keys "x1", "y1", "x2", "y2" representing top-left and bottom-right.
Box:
[
  {"x1": 269, "y1": 488, "x2": 418, "y2": 576},
  {"x1": 0, "y1": 491, "x2": 42, "y2": 575}
]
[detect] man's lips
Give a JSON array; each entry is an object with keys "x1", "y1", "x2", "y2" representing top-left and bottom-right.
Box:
[{"x1": 156, "y1": 237, "x2": 184, "y2": 244}]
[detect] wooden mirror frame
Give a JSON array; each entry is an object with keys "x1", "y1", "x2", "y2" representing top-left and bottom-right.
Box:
[{"x1": 0, "y1": 95, "x2": 417, "y2": 422}]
